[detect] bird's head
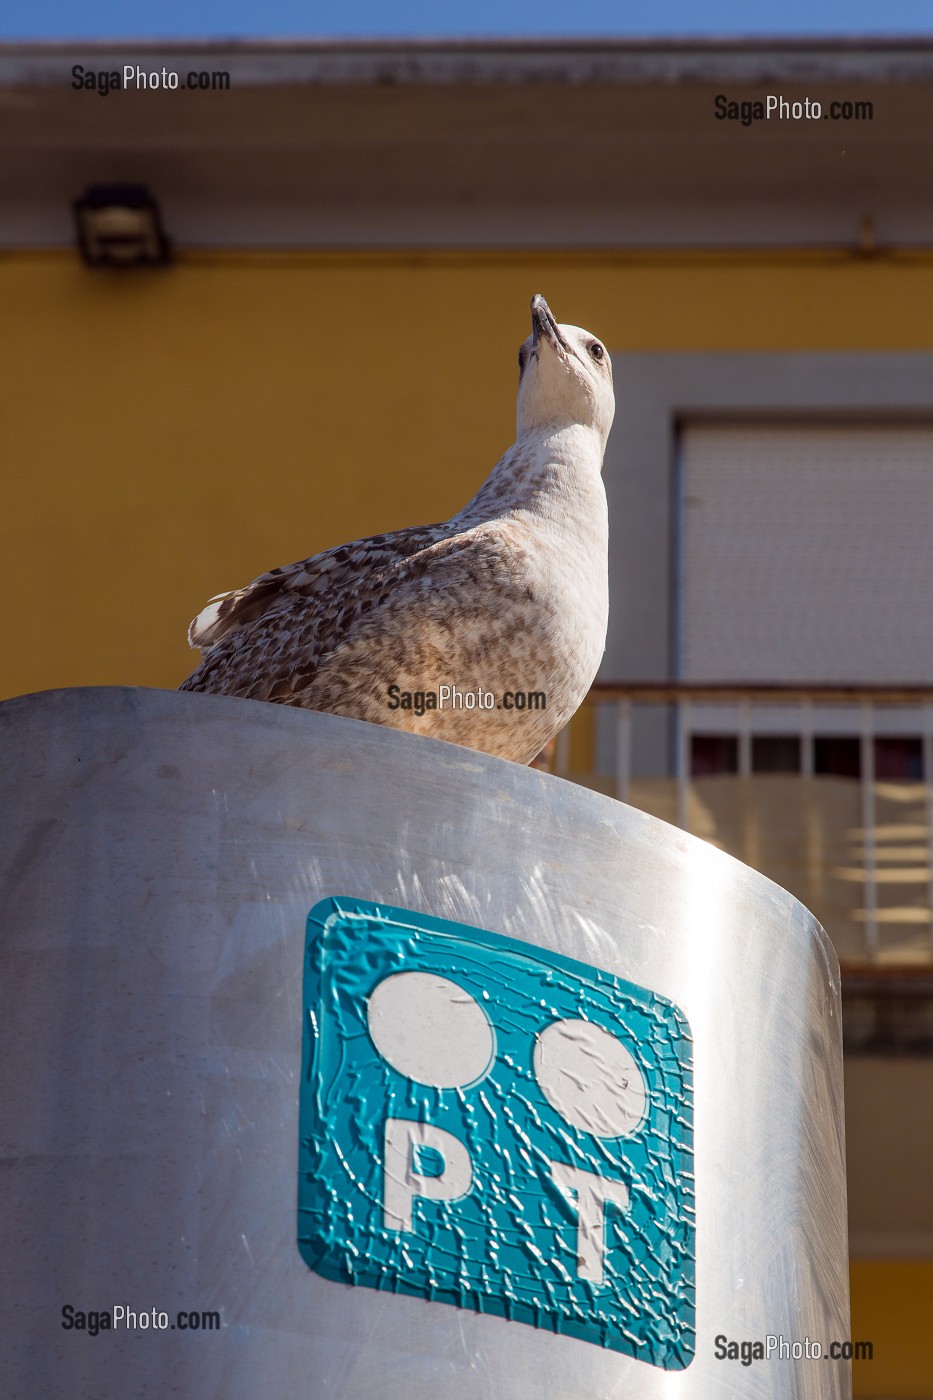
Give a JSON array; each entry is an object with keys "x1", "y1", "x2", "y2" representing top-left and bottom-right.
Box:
[{"x1": 516, "y1": 295, "x2": 615, "y2": 448}]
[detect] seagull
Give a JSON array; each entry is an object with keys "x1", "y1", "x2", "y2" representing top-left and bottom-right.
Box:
[{"x1": 180, "y1": 295, "x2": 614, "y2": 765}]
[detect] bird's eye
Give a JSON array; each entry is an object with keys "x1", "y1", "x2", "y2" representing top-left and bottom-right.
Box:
[{"x1": 589, "y1": 342, "x2": 604, "y2": 361}]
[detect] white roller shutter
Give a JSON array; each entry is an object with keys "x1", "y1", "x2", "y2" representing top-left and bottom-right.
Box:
[{"x1": 681, "y1": 423, "x2": 933, "y2": 683}]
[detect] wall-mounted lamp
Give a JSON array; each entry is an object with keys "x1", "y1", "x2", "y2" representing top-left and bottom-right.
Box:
[{"x1": 73, "y1": 184, "x2": 171, "y2": 268}]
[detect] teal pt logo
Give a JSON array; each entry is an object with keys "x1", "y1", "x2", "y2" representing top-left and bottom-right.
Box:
[{"x1": 298, "y1": 898, "x2": 695, "y2": 1369}]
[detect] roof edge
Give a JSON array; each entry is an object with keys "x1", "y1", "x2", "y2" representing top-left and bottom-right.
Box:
[{"x1": 5, "y1": 36, "x2": 933, "y2": 87}]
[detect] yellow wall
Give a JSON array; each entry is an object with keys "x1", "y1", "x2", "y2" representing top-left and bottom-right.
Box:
[
  {"x1": 851, "y1": 1261, "x2": 933, "y2": 1398},
  {"x1": 5, "y1": 247, "x2": 933, "y2": 702}
]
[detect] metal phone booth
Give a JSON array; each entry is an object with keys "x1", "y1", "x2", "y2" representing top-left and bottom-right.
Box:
[{"x1": 0, "y1": 687, "x2": 850, "y2": 1398}]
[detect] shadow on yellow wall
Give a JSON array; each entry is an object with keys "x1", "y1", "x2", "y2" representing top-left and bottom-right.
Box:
[{"x1": 851, "y1": 1261, "x2": 933, "y2": 1398}]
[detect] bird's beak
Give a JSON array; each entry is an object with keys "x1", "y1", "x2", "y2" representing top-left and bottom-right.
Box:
[{"x1": 531, "y1": 294, "x2": 570, "y2": 355}]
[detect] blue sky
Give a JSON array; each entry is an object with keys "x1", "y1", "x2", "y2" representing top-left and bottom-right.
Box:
[{"x1": 4, "y1": 1, "x2": 932, "y2": 42}]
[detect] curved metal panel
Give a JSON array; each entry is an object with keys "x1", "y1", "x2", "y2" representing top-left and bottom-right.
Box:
[{"x1": 0, "y1": 687, "x2": 849, "y2": 1399}]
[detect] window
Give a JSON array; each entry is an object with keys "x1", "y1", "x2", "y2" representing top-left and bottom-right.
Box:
[{"x1": 689, "y1": 731, "x2": 925, "y2": 780}]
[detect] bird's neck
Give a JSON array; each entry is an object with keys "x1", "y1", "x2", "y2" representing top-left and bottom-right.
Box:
[{"x1": 453, "y1": 424, "x2": 606, "y2": 526}]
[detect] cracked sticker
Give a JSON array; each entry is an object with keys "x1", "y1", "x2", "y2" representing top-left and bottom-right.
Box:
[{"x1": 298, "y1": 898, "x2": 695, "y2": 1369}]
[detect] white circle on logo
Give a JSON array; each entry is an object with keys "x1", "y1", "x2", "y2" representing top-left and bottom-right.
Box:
[
  {"x1": 366, "y1": 971, "x2": 495, "y2": 1088},
  {"x1": 533, "y1": 1018, "x2": 647, "y2": 1138}
]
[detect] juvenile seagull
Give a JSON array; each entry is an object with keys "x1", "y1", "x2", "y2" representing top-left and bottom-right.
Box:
[{"x1": 181, "y1": 295, "x2": 614, "y2": 764}]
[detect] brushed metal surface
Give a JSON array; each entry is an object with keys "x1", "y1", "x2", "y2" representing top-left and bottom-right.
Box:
[{"x1": 0, "y1": 686, "x2": 850, "y2": 1399}]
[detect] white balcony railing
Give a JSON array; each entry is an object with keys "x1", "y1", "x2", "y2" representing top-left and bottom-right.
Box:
[{"x1": 557, "y1": 684, "x2": 933, "y2": 969}]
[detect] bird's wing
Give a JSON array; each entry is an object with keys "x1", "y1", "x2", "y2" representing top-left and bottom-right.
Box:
[
  {"x1": 187, "y1": 522, "x2": 452, "y2": 652},
  {"x1": 180, "y1": 519, "x2": 527, "y2": 703}
]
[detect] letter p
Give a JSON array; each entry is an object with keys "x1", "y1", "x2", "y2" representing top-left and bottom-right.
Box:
[{"x1": 383, "y1": 1119, "x2": 473, "y2": 1232}]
